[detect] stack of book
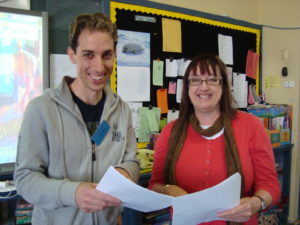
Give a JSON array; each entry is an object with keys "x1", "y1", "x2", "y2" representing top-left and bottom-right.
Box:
[
  {"x1": 247, "y1": 104, "x2": 292, "y2": 147},
  {"x1": 143, "y1": 208, "x2": 170, "y2": 225},
  {"x1": 15, "y1": 199, "x2": 33, "y2": 225}
]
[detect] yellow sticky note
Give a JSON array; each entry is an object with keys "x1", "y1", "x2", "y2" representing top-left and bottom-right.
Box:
[
  {"x1": 162, "y1": 18, "x2": 182, "y2": 53},
  {"x1": 264, "y1": 75, "x2": 281, "y2": 88}
]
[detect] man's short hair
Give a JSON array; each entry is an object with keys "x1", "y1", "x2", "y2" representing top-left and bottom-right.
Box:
[{"x1": 69, "y1": 13, "x2": 117, "y2": 52}]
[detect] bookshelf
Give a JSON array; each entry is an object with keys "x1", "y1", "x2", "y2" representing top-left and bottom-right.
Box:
[
  {"x1": 273, "y1": 144, "x2": 293, "y2": 224},
  {"x1": 247, "y1": 104, "x2": 293, "y2": 223},
  {"x1": 247, "y1": 104, "x2": 292, "y2": 147},
  {"x1": 0, "y1": 194, "x2": 17, "y2": 225},
  {"x1": 0, "y1": 189, "x2": 32, "y2": 225},
  {"x1": 0, "y1": 174, "x2": 18, "y2": 225}
]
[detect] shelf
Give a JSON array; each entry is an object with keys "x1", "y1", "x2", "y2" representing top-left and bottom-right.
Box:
[
  {"x1": 139, "y1": 172, "x2": 151, "y2": 187},
  {"x1": 273, "y1": 143, "x2": 293, "y2": 153},
  {"x1": 0, "y1": 217, "x2": 15, "y2": 225},
  {"x1": 0, "y1": 189, "x2": 21, "y2": 202},
  {"x1": 273, "y1": 144, "x2": 292, "y2": 223}
]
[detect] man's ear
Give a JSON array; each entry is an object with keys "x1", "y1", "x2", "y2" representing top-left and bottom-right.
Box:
[{"x1": 67, "y1": 47, "x2": 76, "y2": 64}]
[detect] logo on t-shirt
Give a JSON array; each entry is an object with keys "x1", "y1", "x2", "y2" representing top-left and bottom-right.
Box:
[{"x1": 112, "y1": 122, "x2": 122, "y2": 142}]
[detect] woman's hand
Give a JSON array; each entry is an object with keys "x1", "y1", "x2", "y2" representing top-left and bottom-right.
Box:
[
  {"x1": 216, "y1": 196, "x2": 261, "y2": 222},
  {"x1": 152, "y1": 183, "x2": 188, "y2": 197},
  {"x1": 162, "y1": 184, "x2": 188, "y2": 197}
]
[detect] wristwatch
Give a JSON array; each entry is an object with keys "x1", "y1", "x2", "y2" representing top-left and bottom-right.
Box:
[{"x1": 254, "y1": 195, "x2": 266, "y2": 211}]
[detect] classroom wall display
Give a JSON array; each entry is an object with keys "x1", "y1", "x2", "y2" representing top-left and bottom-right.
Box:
[{"x1": 108, "y1": 0, "x2": 262, "y2": 112}]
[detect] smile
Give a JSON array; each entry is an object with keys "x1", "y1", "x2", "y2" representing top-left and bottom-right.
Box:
[
  {"x1": 89, "y1": 73, "x2": 105, "y2": 81},
  {"x1": 197, "y1": 94, "x2": 210, "y2": 99}
]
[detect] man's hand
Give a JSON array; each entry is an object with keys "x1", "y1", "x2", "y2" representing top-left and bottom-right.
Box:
[{"x1": 75, "y1": 182, "x2": 121, "y2": 213}]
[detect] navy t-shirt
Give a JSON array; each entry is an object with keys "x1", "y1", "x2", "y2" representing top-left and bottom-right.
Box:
[{"x1": 72, "y1": 92, "x2": 106, "y2": 136}]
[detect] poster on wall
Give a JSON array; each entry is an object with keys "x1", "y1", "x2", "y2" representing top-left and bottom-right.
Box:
[
  {"x1": 116, "y1": 30, "x2": 151, "y2": 102},
  {"x1": 117, "y1": 29, "x2": 150, "y2": 67}
]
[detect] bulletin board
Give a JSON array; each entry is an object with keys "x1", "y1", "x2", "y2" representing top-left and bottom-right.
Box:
[{"x1": 109, "y1": 0, "x2": 262, "y2": 111}]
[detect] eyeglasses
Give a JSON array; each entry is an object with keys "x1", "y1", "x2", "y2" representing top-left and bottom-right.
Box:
[{"x1": 188, "y1": 78, "x2": 222, "y2": 86}]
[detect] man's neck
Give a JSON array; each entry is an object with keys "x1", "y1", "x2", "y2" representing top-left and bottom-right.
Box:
[{"x1": 70, "y1": 79, "x2": 103, "y2": 105}]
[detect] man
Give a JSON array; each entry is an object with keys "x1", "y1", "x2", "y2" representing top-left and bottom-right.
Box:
[{"x1": 14, "y1": 13, "x2": 140, "y2": 225}]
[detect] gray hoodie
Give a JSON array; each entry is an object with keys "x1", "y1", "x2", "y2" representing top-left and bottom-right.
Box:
[{"x1": 14, "y1": 77, "x2": 140, "y2": 225}]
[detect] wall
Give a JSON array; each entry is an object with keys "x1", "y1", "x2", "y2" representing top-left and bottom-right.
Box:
[
  {"x1": 148, "y1": 0, "x2": 259, "y2": 24},
  {"x1": 0, "y1": 0, "x2": 30, "y2": 10},
  {"x1": 258, "y1": 0, "x2": 300, "y2": 221},
  {"x1": 149, "y1": 0, "x2": 300, "y2": 222},
  {"x1": 30, "y1": 0, "x2": 102, "y2": 54},
  {"x1": 262, "y1": 26, "x2": 300, "y2": 222}
]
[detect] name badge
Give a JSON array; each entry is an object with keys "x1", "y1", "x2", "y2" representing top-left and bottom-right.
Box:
[{"x1": 91, "y1": 120, "x2": 110, "y2": 145}]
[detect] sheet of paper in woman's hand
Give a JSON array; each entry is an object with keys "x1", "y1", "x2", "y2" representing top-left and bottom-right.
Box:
[{"x1": 172, "y1": 173, "x2": 241, "y2": 225}]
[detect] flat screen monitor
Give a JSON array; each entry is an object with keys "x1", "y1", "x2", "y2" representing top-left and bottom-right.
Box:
[{"x1": 0, "y1": 7, "x2": 48, "y2": 177}]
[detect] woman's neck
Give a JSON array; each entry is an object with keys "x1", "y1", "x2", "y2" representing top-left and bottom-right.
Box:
[{"x1": 194, "y1": 110, "x2": 221, "y2": 126}]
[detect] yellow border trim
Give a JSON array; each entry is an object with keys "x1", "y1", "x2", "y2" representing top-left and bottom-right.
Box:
[{"x1": 110, "y1": 1, "x2": 261, "y2": 94}]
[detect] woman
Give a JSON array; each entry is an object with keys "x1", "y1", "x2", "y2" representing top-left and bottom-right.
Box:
[{"x1": 148, "y1": 54, "x2": 280, "y2": 224}]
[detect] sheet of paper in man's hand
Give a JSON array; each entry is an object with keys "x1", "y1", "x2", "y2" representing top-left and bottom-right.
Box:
[{"x1": 96, "y1": 166, "x2": 173, "y2": 212}]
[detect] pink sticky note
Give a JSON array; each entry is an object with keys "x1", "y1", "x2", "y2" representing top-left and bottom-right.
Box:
[{"x1": 168, "y1": 81, "x2": 176, "y2": 94}]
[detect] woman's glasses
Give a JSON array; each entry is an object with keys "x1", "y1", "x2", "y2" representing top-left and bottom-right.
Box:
[{"x1": 188, "y1": 78, "x2": 222, "y2": 86}]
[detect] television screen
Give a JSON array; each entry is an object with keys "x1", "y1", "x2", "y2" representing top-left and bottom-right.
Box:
[{"x1": 0, "y1": 7, "x2": 48, "y2": 177}]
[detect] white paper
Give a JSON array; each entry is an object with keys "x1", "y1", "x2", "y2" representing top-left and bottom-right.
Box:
[
  {"x1": 127, "y1": 102, "x2": 143, "y2": 133},
  {"x1": 232, "y1": 73, "x2": 248, "y2": 108},
  {"x1": 166, "y1": 59, "x2": 178, "y2": 77},
  {"x1": 178, "y1": 58, "x2": 191, "y2": 76},
  {"x1": 117, "y1": 66, "x2": 150, "y2": 102},
  {"x1": 218, "y1": 34, "x2": 233, "y2": 65},
  {"x1": 97, "y1": 167, "x2": 241, "y2": 224},
  {"x1": 50, "y1": 54, "x2": 76, "y2": 88},
  {"x1": 172, "y1": 173, "x2": 241, "y2": 225},
  {"x1": 176, "y1": 79, "x2": 183, "y2": 103},
  {"x1": 226, "y1": 66, "x2": 233, "y2": 90},
  {"x1": 97, "y1": 166, "x2": 173, "y2": 212},
  {"x1": 167, "y1": 110, "x2": 179, "y2": 123}
]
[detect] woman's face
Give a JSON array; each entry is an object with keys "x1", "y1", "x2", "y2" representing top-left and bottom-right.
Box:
[{"x1": 188, "y1": 65, "x2": 223, "y2": 115}]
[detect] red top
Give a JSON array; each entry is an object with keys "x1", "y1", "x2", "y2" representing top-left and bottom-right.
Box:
[{"x1": 148, "y1": 111, "x2": 281, "y2": 225}]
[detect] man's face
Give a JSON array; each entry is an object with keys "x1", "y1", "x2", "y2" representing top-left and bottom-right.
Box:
[{"x1": 68, "y1": 29, "x2": 115, "y2": 97}]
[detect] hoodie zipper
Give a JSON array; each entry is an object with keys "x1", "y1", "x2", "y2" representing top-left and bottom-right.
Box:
[
  {"x1": 91, "y1": 141, "x2": 96, "y2": 182},
  {"x1": 91, "y1": 141, "x2": 97, "y2": 225}
]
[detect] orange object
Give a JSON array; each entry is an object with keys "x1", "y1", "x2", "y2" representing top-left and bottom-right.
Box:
[{"x1": 157, "y1": 89, "x2": 168, "y2": 114}]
